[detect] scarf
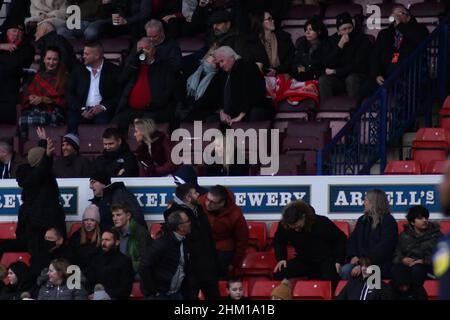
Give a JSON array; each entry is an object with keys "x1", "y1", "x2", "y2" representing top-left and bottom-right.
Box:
[
  {"x1": 186, "y1": 61, "x2": 218, "y2": 101},
  {"x1": 261, "y1": 32, "x2": 280, "y2": 69}
]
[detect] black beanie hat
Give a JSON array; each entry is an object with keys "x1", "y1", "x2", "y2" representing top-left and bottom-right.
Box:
[
  {"x1": 90, "y1": 171, "x2": 111, "y2": 186},
  {"x1": 336, "y1": 12, "x2": 353, "y2": 29}
]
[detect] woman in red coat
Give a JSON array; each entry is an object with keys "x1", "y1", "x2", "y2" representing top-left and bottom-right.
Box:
[{"x1": 133, "y1": 118, "x2": 178, "y2": 177}]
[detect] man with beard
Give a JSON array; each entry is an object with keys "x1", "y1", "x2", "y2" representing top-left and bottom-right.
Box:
[
  {"x1": 86, "y1": 228, "x2": 134, "y2": 300},
  {"x1": 163, "y1": 183, "x2": 220, "y2": 299},
  {"x1": 434, "y1": 160, "x2": 450, "y2": 299}
]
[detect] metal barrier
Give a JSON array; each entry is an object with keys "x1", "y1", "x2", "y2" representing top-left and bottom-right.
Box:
[{"x1": 317, "y1": 15, "x2": 449, "y2": 175}]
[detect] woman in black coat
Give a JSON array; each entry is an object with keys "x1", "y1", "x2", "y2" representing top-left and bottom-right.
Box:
[
  {"x1": 291, "y1": 16, "x2": 331, "y2": 81},
  {"x1": 247, "y1": 11, "x2": 294, "y2": 76},
  {"x1": 0, "y1": 261, "x2": 35, "y2": 300}
]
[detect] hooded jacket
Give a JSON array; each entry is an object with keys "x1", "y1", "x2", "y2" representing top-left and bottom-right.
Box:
[
  {"x1": 198, "y1": 189, "x2": 249, "y2": 267},
  {"x1": 37, "y1": 280, "x2": 88, "y2": 300},
  {"x1": 94, "y1": 142, "x2": 139, "y2": 178},
  {"x1": 53, "y1": 153, "x2": 92, "y2": 178},
  {"x1": 393, "y1": 222, "x2": 443, "y2": 265},
  {"x1": 89, "y1": 181, "x2": 146, "y2": 231},
  {"x1": 0, "y1": 262, "x2": 35, "y2": 300}
]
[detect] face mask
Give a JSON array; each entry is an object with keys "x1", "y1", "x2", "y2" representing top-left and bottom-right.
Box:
[{"x1": 44, "y1": 240, "x2": 57, "y2": 252}]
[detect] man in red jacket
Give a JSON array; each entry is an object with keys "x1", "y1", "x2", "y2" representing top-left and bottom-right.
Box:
[{"x1": 198, "y1": 185, "x2": 249, "y2": 279}]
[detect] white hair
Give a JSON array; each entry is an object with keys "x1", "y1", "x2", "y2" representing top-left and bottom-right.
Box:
[
  {"x1": 144, "y1": 19, "x2": 164, "y2": 33},
  {"x1": 214, "y1": 46, "x2": 241, "y2": 60}
]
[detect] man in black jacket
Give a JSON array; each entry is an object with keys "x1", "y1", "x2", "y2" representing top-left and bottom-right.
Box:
[
  {"x1": 52, "y1": 133, "x2": 92, "y2": 178},
  {"x1": 93, "y1": 127, "x2": 139, "y2": 177},
  {"x1": 371, "y1": 5, "x2": 429, "y2": 86},
  {"x1": 86, "y1": 228, "x2": 134, "y2": 300},
  {"x1": 113, "y1": 37, "x2": 176, "y2": 130},
  {"x1": 139, "y1": 210, "x2": 191, "y2": 300},
  {"x1": 0, "y1": 21, "x2": 34, "y2": 124},
  {"x1": 214, "y1": 45, "x2": 273, "y2": 125},
  {"x1": 273, "y1": 200, "x2": 346, "y2": 289},
  {"x1": 163, "y1": 183, "x2": 220, "y2": 300},
  {"x1": 88, "y1": 171, "x2": 146, "y2": 230},
  {"x1": 319, "y1": 12, "x2": 372, "y2": 101},
  {"x1": 66, "y1": 41, "x2": 120, "y2": 133}
]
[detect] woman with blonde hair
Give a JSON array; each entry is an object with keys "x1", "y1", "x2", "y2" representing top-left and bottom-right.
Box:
[
  {"x1": 133, "y1": 118, "x2": 178, "y2": 176},
  {"x1": 341, "y1": 189, "x2": 398, "y2": 280}
]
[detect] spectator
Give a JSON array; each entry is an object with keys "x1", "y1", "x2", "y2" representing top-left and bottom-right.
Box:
[
  {"x1": 86, "y1": 229, "x2": 134, "y2": 300},
  {"x1": 0, "y1": 22, "x2": 35, "y2": 125},
  {"x1": 139, "y1": 210, "x2": 192, "y2": 300},
  {"x1": 88, "y1": 171, "x2": 146, "y2": 230},
  {"x1": 198, "y1": 185, "x2": 249, "y2": 279},
  {"x1": 133, "y1": 118, "x2": 178, "y2": 177},
  {"x1": 382, "y1": 264, "x2": 428, "y2": 300},
  {"x1": 393, "y1": 205, "x2": 442, "y2": 286},
  {"x1": 0, "y1": 1, "x2": 31, "y2": 35},
  {"x1": 29, "y1": 227, "x2": 73, "y2": 280},
  {"x1": 159, "y1": 0, "x2": 198, "y2": 39},
  {"x1": 111, "y1": 203, "x2": 152, "y2": 274},
  {"x1": 144, "y1": 19, "x2": 182, "y2": 73},
  {"x1": 371, "y1": 4, "x2": 429, "y2": 87},
  {"x1": 247, "y1": 11, "x2": 294, "y2": 76},
  {"x1": 163, "y1": 183, "x2": 220, "y2": 300},
  {"x1": 226, "y1": 278, "x2": 247, "y2": 300},
  {"x1": 93, "y1": 127, "x2": 139, "y2": 177},
  {"x1": 214, "y1": 46, "x2": 273, "y2": 125},
  {"x1": 273, "y1": 200, "x2": 346, "y2": 288},
  {"x1": 172, "y1": 165, "x2": 208, "y2": 195},
  {"x1": 18, "y1": 46, "x2": 68, "y2": 138},
  {"x1": 0, "y1": 262, "x2": 34, "y2": 300},
  {"x1": 0, "y1": 138, "x2": 27, "y2": 179},
  {"x1": 341, "y1": 189, "x2": 398, "y2": 280},
  {"x1": 113, "y1": 38, "x2": 177, "y2": 129},
  {"x1": 336, "y1": 257, "x2": 387, "y2": 300},
  {"x1": 181, "y1": 47, "x2": 225, "y2": 122},
  {"x1": 68, "y1": 205, "x2": 102, "y2": 274},
  {"x1": 37, "y1": 258, "x2": 88, "y2": 300},
  {"x1": 319, "y1": 12, "x2": 372, "y2": 101},
  {"x1": 66, "y1": 42, "x2": 119, "y2": 133},
  {"x1": 56, "y1": 0, "x2": 105, "y2": 40},
  {"x1": 15, "y1": 133, "x2": 66, "y2": 256},
  {"x1": 52, "y1": 133, "x2": 92, "y2": 178},
  {"x1": 34, "y1": 21, "x2": 77, "y2": 71},
  {"x1": 291, "y1": 16, "x2": 331, "y2": 81},
  {"x1": 271, "y1": 279, "x2": 292, "y2": 300},
  {"x1": 25, "y1": 0, "x2": 68, "y2": 30}
]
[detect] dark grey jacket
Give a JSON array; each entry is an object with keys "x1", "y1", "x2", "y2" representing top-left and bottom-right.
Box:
[
  {"x1": 394, "y1": 222, "x2": 443, "y2": 265},
  {"x1": 37, "y1": 281, "x2": 88, "y2": 300}
]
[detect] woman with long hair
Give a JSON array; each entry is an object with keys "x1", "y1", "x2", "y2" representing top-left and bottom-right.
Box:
[
  {"x1": 134, "y1": 118, "x2": 178, "y2": 177},
  {"x1": 341, "y1": 189, "x2": 398, "y2": 280},
  {"x1": 0, "y1": 261, "x2": 34, "y2": 300},
  {"x1": 247, "y1": 10, "x2": 294, "y2": 76},
  {"x1": 18, "y1": 46, "x2": 68, "y2": 137},
  {"x1": 273, "y1": 200, "x2": 347, "y2": 289}
]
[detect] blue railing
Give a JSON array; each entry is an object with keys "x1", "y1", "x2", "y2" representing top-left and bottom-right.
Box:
[{"x1": 317, "y1": 15, "x2": 450, "y2": 175}]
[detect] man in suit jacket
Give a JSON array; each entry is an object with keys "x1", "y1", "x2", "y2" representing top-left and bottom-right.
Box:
[{"x1": 66, "y1": 41, "x2": 120, "y2": 133}]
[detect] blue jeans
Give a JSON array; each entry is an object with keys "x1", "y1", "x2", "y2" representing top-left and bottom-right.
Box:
[{"x1": 57, "y1": 19, "x2": 111, "y2": 41}]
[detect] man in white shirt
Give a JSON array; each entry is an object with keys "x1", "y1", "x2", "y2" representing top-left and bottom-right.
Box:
[{"x1": 67, "y1": 41, "x2": 120, "y2": 133}]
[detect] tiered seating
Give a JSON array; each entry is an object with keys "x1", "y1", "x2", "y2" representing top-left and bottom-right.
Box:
[
  {"x1": 0, "y1": 252, "x2": 31, "y2": 268},
  {"x1": 247, "y1": 221, "x2": 267, "y2": 252},
  {"x1": 249, "y1": 280, "x2": 281, "y2": 300},
  {"x1": 384, "y1": 160, "x2": 422, "y2": 175},
  {"x1": 425, "y1": 160, "x2": 447, "y2": 174},
  {"x1": 438, "y1": 96, "x2": 450, "y2": 130},
  {"x1": 411, "y1": 128, "x2": 450, "y2": 172},
  {"x1": 292, "y1": 280, "x2": 333, "y2": 300},
  {"x1": 334, "y1": 280, "x2": 348, "y2": 297},
  {"x1": 235, "y1": 251, "x2": 277, "y2": 278},
  {"x1": 0, "y1": 222, "x2": 16, "y2": 240},
  {"x1": 316, "y1": 96, "x2": 358, "y2": 138},
  {"x1": 333, "y1": 221, "x2": 350, "y2": 238},
  {"x1": 149, "y1": 222, "x2": 163, "y2": 240}
]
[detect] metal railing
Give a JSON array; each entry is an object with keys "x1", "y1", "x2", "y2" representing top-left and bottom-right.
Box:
[{"x1": 317, "y1": 15, "x2": 449, "y2": 175}]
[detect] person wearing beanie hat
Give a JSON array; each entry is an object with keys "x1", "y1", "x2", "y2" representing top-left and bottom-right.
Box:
[
  {"x1": 0, "y1": 18, "x2": 35, "y2": 125},
  {"x1": 88, "y1": 171, "x2": 146, "y2": 231},
  {"x1": 271, "y1": 279, "x2": 292, "y2": 300},
  {"x1": 173, "y1": 165, "x2": 207, "y2": 195},
  {"x1": 0, "y1": 261, "x2": 34, "y2": 300},
  {"x1": 68, "y1": 205, "x2": 102, "y2": 274},
  {"x1": 63, "y1": 133, "x2": 80, "y2": 153},
  {"x1": 318, "y1": 11, "x2": 372, "y2": 102}
]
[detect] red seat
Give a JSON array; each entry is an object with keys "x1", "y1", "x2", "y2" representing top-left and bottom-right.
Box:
[
  {"x1": 333, "y1": 221, "x2": 350, "y2": 238},
  {"x1": 235, "y1": 251, "x2": 277, "y2": 278},
  {"x1": 426, "y1": 160, "x2": 447, "y2": 174},
  {"x1": 268, "y1": 222, "x2": 279, "y2": 246},
  {"x1": 0, "y1": 252, "x2": 31, "y2": 268},
  {"x1": 397, "y1": 220, "x2": 408, "y2": 234},
  {"x1": 129, "y1": 281, "x2": 144, "y2": 300},
  {"x1": 439, "y1": 221, "x2": 450, "y2": 235},
  {"x1": 334, "y1": 280, "x2": 348, "y2": 297},
  {"x1": 249, "y1": 280, "x2": 281, "y2": 300},
  {"x1": 68, "y1": 222, "x2": 82, "y2": 238},
  {"x1": 412, "y1": 128, "x2": 450, "y2": 171},
  {"x1": 423, "y1": 280, "x2": 438, "y2": 300},
  {"x1": 149, "y1": 223, "x2": 163, "y2": 240},
  {"x1": 275, "y1": 154, "x2": 306, "y2": 176},
  {"x1": 384, "y1": 160, "x2": 422, "y2": 175},
  {"x1": 0, "y1": 223, "x2": 17, "y2": 240},
  {"x1": 292, "y1": 280, "x2": 332, "y2": 300},
  {"x1": 247, "y1": 222, "x2": 267, "y2": 251}
]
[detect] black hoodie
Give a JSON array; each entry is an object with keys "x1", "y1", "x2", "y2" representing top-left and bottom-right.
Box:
[
  {"x1": 0, "y1": 261, "x2": 35, "y2": 300},
  {"x1": 93, "y1": 142, "x2": 139, "y2": 177}
]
